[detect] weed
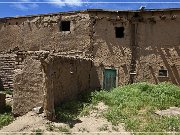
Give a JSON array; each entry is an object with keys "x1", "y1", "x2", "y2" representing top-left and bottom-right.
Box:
[
  {"x1": 32, "y1": 128, "x2": 43, "y2": 135},
  {"x1": 112, "y1": 126, "x2": 119, "y2": 131},
  {"x1": 46, "y1": 123, "x2": 55, "y2": 131},
  {"x1": 92, "y1": 82, "x2": 180, "y2": 132},
  {"x1": 98, "y1": 124, "x2": 108, "y2": 131},
  {"x1": 0, "y1": 89, "x2": 13, "y2": 95},
  {"x1": 55, "y1": 91, "x2": 95, "y2": 122},
  {"x1": 78, "y1": 127, "x2": 89, "y2": 132},
  {"x1": 58, "y1": 126, "x2": 70, "y2": 132},
  {"x1": 55, "y1": 82, "x2": 180, "y2": 132},
  {"x1": 0, "y1": 104, "x2": 14, "y2": 129}
]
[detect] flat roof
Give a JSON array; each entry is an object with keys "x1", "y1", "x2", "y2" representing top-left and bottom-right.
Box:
[{"x1": 0, "y1": 8, "x2": 180, "y2": 20}]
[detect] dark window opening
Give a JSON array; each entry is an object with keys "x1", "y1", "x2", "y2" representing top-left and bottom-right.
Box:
[
  {"x1": 115, "y1": 27, "x2": 124, "y2": 38},
  {"x1": 159, "y1": 69, "x2": 168, "y2": 77},
  {"x1": 60, "y1": 21, "x2": 70, "y2": 31},
  {"x1": 16, "y1": 22, "x2": 18, "y2": 25}
]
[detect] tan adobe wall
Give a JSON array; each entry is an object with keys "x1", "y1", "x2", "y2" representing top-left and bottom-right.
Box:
[
  {"x1": 42, "y1": 55, "x2": 100, "y2": 106},
  {"x1": 13, "y1": 54, "x2": 100, "y2": 118},
  {"x1": 135, "y1": 11, "x2": 180, "y2": 85},
  {"x1": 13, "y1": 57, "x2": 44, "y2": 116},
  {"x1": 0, "y1": 13, "x2": 91, "y2": 53},
  {"x1": 90, "y1": 11, "x2": 180, "y2": 86},
  {"x1": 41, "y1": 55, "x2": 100, "y2": 119},
  {"x1": 0, "y1": 54, "x2": 16, "y2": 90},
  {"x1": 90, "y1": 12, "x2": 133, "y2": 86}
]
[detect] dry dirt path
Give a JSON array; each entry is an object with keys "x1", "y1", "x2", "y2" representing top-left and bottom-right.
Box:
[{"x1": 0, "y1": 102, "x2": 130, "y2": 135}]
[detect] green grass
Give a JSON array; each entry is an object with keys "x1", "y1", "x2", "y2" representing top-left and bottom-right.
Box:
[
  {"x1": 0, "y1": 104, "x2": 14, "y2": 129},
  {"x1": 32, "y1": 128, "x2": 43, "y2": 135},
  {"x1": 55, "y1": 91, "x2": 95, "y2": 123},
  {"x1": 92, "y1": 82, "x2": 180, "y2": 132},
  {"x1": 0, "y1": 89, "x2": 13, "y2": 95},
  {"x1": 55, "y1": 82, "x2": 180, "y2": 133}
]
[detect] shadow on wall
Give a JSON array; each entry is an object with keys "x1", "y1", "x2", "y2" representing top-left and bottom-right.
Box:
[
  {"x1": 42, "y1": 56, "x2": 101, "y2": 120},
  {"x1": 157, "y1": 47, "x2": 180, "y2": 85},
  {"x1": 49, "y1": 57, "x2": 101, "y2": 105},
  {"x1": 0, "y1": 77, "x2": 4, "y2": 91},
  {"x1": 138, "y1": 46, "x2": 180, "y2": 85}
]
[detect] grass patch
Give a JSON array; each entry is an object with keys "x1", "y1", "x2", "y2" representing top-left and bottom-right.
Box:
[
  {"x1": 58, "y1": 126, "x2": 70, "y2": 132},
  {"x1": 55, "y1": 82, "x2": 180, "y2": 132},
  {"x1": 0, "y1": 104, "x2": 14, "y2": 129},
  {"x1": 32, "y1": 128, "x2": 43, "y2": 135},
  {"x1": 92, "y1": 82, "x2": 180, "y2": 132},
  {"x1": 0, "y1": 89, "x2": 13, "y2": 95},
  {"x1": 55, "y1": 91, "x2": 95, "y2": 122}
]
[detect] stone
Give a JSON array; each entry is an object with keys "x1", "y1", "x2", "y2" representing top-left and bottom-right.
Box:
[
  {"x1": 155, "y1": 107, "x2": 180, "y2": 116},
  {"x1": 32, "y1": 107, "x2": 43, "y2": 114}
]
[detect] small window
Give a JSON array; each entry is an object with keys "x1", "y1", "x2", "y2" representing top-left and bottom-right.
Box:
[
  {"x1": 60, "y1": 21, "x2": 70, "y2": 31},
  {"x1": 115, "y1": 27, "x2": 124, "y2": 38},
  {"x1": 159, "y1": 69, "x2": 168, "y2": 77}
]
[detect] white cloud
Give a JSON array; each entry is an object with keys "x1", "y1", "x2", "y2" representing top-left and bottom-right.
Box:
[
  {"x1": 12, "y1": 0, "x2": 87, "y2": 10},
  {"x1": 46, "y1": 0, "x2": 84, "y2": 8},
  {"x1": 12, "y1": 0, "x2": 39, "y2": 10}
]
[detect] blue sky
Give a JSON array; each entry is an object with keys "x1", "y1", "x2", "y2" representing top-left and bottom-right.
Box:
[{"x1": 0, "y1": 0, "x2": 180, "y2": 18}]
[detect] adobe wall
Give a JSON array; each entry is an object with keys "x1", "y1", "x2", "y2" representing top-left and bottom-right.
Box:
[
  {"x1": 12, "y1": 53, "x2": 100, "y2": 118},
  {"x1": 41, "y1": 55, "x2": 100, "y2": 119},
  {"x1": 0, "y1": 54, "x2": 16, "y2": 90},
  {"x1": 0, "y1": 12, "x2": 92, "y2": 91},
  {"x1": 135, "y1": 11, "x2": 180, "y2": 85},
  {"x1": 89, "y1": 11, "x2": 133, "y2": 86},
  {"x1": 0, "y1": 12, "x2": 91, "y2": 53},
  {"x1": 90, "y1": 11, "x2": 180, "y2": 86},
  {"x1": 13, "y1": 56, "x2": 44, "y2": 116}
]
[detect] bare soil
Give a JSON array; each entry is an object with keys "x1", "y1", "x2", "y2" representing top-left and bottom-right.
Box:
[{"x1": 0, "y1": 102, "x2": 130, "y2": 135}]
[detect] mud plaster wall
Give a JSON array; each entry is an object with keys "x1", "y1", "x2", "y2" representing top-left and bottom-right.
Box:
[
  {"x1": 41, "y1": 55, "x2": 100, "y2": 119},
  {"x1": 0, "y1": 13, "x2": 91, "y2": 53},
  {"x1": 90, "y1": 12, "x2": 133, "y2": 86},
  {"x1": 42, "y1": 55, "x2": 100, "y2": 106},
  {"x1": 136, "y1": 11, "x2": 180, "y2": 85},
  {"x1": 90, "y1": 11, "x2": 180, "y2": 86},
  {"x1": 13, "y1": 57, "x2": 44, "y2": 116}
]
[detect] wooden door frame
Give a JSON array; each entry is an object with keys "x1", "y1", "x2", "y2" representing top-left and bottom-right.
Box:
[{"x1": 102, "y1": 67, "x2": 119, "y2": 89}]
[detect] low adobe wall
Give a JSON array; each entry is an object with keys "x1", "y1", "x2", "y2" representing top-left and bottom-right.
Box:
[
  {"x1": 13, "y1": 54, "x2": 100, "y2": 118},
  {"x1": 13, "y1": 57, "x2": 44, "y2": 116},
  {"x1": 41, "y1": 55, "x2": 100, "y2": 119}
]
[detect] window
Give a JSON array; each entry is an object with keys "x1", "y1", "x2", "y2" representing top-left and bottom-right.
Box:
[
  {"x1": 60, "y1": 21, "x2": 70, "y2": 31},
  {"x1": 115, "y1": 27, "x2": 124, "y2": 38},
  {"x1": 159, "y1": 69, "x2": 168, "y2": 77}
]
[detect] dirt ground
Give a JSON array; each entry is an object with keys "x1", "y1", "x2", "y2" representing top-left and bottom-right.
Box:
[{"x1": 0, "y1": 102, "x2": 130, "y2": 135}]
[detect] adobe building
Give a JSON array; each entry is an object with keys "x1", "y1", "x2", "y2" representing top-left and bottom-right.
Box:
[{"x1": 0, "y1": 9, "x2": 179, "y2": 119}]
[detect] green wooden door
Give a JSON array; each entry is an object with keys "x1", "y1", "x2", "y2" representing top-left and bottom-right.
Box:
[{"x1": 103, "y1": 69, "x2": 116, "y2": 90}]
